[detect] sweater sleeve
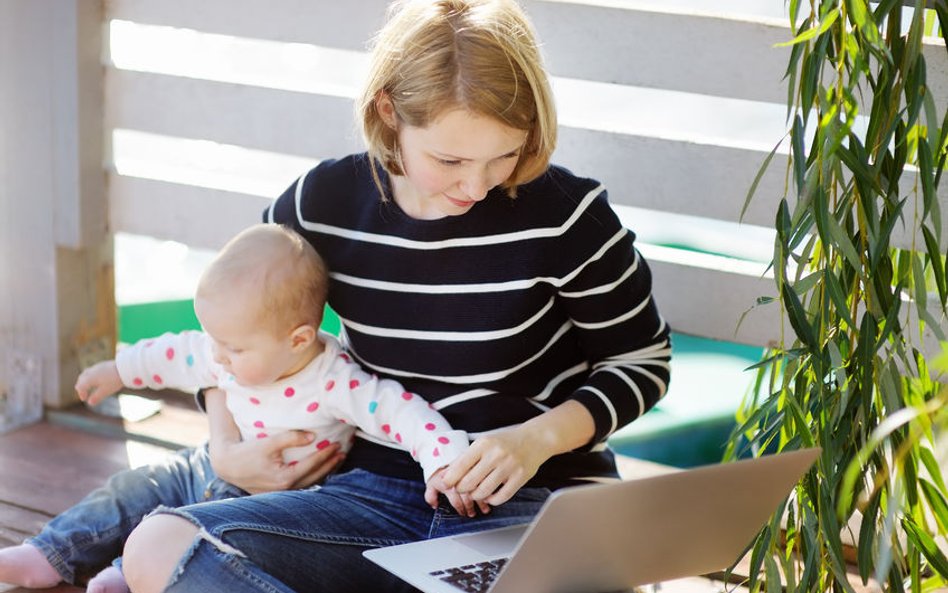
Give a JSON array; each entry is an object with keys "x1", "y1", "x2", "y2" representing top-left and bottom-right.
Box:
[
  {"x1": 320, "y1": 349, "x2": 469, "y2": 482},
  {"x1": 556, "y1": 188, "x2": 672, "y2": 446},
  {"x1": 115, "y1": 331, "x2": 220, "y2": 393}
]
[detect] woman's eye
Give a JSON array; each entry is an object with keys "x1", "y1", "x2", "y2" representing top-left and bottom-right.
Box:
[{"x1": 438, "y1": 158, "x2": 462, "y2": 167}]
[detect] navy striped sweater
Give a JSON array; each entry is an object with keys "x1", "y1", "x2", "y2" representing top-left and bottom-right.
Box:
[{"x1": 266, "y1": 153, "x2": 671, "y2": 488}]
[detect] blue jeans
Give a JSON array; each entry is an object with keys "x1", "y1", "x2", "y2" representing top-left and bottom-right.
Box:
[
  {"x1": 27, "y1": 444, "x2": 243, "y2": 585},
  {"x1": 154, "y1": 468, "x2": 551, "y2": 593}
]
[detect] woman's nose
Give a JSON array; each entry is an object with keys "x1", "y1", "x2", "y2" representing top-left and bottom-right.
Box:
[{"x1": 459, "y1": 169, "x2": 490, "y2": 201}]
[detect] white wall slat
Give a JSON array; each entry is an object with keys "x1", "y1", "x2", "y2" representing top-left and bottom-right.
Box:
[
  {"x1": 109, "y1": 175, "x2": 271, "y2": 251},
  {"x1": 105, "y1": 0, "x2": 389, "y2": 51},
  {"x1": 522, "y1": 1, "x2": 792, "y2": 104},
  {"x1": 106, "y1": 70, "x2": 363, "y2": 160},
  {"x1": 107, "y1": 68, "x2": 948, "y2": 255}
]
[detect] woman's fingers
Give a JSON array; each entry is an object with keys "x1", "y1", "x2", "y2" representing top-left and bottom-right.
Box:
[{"x1": 284, "y1": 444, "x2": 345, "y2": 489}]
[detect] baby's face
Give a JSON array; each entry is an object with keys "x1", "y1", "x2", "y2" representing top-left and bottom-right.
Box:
[{"x1": 194, "y1": 292, "x2": 299, "y2": 387}]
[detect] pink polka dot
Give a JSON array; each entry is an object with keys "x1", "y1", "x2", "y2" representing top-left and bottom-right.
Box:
[
  {"x1": 287, "y1": 460, "x2": 298, "y2": 467},
  {"x1": 249, "y1": 397, "x2": 261, "y2": 405},
  {"x1": 316, "y1": 439, "x2": 331, "y2": 450},
  {"x1": 284, "y1": 387, "x2": 295, "y2": 398},
  {"x1": 349, "y1": 379, "x2": 360, "y2": 389},
  {"x1": 132, "y1": 378, "x2": 143, "y2": 386},
  {"x1": 165, "y1": 347, "x2": 175, "y2": 360},
  {"x1": 325, "y1": 380, "x2": 335, "y2": 391},
  {"x1": 401, "y1": 392, "x2": 413, "y2": 401},
  {"x1": 256, "y1": 432, "x2": 268, "y2": 439},
  {"x1": 152, "y1": 375, "x2": 163, "y2": 385},
  {"x1": 307, "y1": 402, "x2": 320, "y2": 413},
  {"x1": 381, "y1": 424, "x2": 391, "y2": 434},
  {"x1": 395, "y1": 433, "x2": 402, "y2": 443},
  {"x1": 339, "y1": 353, "x2": 351, "y2": 363},
  {"x1": 411, "y1": 448, "x2": 417, "y2": 459},
  {"x1": 433, "y1": 448, "x2": 440, "y2": 457},
  {"x1": 425, "y1": 423, "x2": 436, "y2": 431},
  {"x1": 253, "y1": 420, "x2": 265, "y2": 428},
  {"x1": 438, "y1": 436, "x2": 450, "y2": 444}
]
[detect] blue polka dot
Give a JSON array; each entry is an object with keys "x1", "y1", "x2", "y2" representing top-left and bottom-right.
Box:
[
  {"x1": 368, "y1": 401, "x2": 378, "y2": 414},
  {"x1": 186, "y1": 354, "x2": 194, "y2": 366}
]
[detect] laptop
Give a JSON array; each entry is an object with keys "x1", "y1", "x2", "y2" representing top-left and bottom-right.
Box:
[{"x1": 364, "y1": 447, "x2": 820, "y2": 593}]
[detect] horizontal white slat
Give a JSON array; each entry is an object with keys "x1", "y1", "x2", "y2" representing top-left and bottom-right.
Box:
[
  {"x1": 106, "y1": 0, "x2": 390, "y2": 51},
  {"x1": 648, "y1": 257, "x2": 782, "y2": 348},
  {"x1": 522, "y1": 0, "x2": 791, "y2": 104},
  {"x1": 106, "y1": 69, "x2": 363, "y2": 158},
  {"x1": 106, "y1": 0, "x2": 947, "y2": 110},
  {"x1": 109, "y1": 175, "x2": 271, "y2": 251}
]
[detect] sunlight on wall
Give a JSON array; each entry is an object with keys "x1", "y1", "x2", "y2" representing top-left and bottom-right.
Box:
[{"x1": 107, "y1": 12, "x2": 783, "y2": 289}]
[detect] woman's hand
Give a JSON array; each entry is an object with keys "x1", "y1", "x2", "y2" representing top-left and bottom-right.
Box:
[
  {"x1": 204, "y1": 388, "x2": 346, "y2": 493},
  {"x1": 440, "y1": 401, "x2": 596, "y2": 506}
]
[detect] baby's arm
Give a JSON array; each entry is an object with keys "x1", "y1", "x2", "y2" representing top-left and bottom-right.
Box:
[
  {"x1": 322, "y1": 350, "x2": 476, "y2": 509},
  {"x1": 74, "y1": 360, "x2": 124, "y2": 406}
]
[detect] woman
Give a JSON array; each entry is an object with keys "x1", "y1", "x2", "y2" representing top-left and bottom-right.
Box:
[{"x1": 122, "y1": 1, "x2": 671, "y2": 591}]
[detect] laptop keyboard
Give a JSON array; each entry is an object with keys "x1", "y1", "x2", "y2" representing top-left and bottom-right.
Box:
[{"x1": 428, "y1": 558, "x2": 508, "y2": 593}]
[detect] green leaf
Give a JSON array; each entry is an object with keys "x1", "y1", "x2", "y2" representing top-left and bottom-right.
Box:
[
  {"x1": 764, "y1": 554, "x2": 782, "y2": 593},
  {"x1": 902, "y1": 517, "x2": 948, "y2": 578},
  {"x1": 921, "y1": 447, "x2": 948, "y2": 494},
  {"x1": 824, "y1": 268, "x2": 856, "y2": 328},
  {"x1": 858, "y1": 489, "x2": 881, "y2": 582},
  {"x1": 775, "y1": 7, "x2": 840, "y2": 47},
  {"x1": 922, "y1": 225, "x2": 947, "y2": 307},
  {"x1": 919, "y1": 479, "x2": 948, "y2": 534},
  {"x1": 742, "y1": 135, "x2": 785, "y2": 223},
  {"x1": 782, "y1": 281, "x2": 818, "y2": 351}
]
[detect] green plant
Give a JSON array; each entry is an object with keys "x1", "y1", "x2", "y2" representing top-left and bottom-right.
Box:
[{"x1": 729, "y1": 1, "x2": 948, "y2": 591}]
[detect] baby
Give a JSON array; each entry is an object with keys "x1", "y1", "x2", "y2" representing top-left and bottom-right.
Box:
[{"x1": 0, "y1": 224, "x2": 470, "y2": 593}]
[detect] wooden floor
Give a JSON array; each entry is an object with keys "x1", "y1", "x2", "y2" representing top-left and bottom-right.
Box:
[{"x1": 0, "y1": 395, "x2": 746, "y2": 593}]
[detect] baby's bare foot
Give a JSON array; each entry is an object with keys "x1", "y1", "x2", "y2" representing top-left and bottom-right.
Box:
[
  {"x1": 86, "y1": 566, "x2": 130, "y2": 593},
  {"x1": 0, "y1": 544, "x2": 62, "y2": 588}
]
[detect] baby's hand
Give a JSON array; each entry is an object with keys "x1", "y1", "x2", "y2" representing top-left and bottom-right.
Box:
[
  {"x1": 425, "y1": 467, "x2": 490, "y2": 518},
  {"x1": 75, "y1": 360, "x2": 124, "y2": 406}
]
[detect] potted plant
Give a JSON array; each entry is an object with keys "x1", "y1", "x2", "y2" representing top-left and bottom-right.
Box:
[{"x1": 729, "y1": 1, "x2": 948, "y2": 591}]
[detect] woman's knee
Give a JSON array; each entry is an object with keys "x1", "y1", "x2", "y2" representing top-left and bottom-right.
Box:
[{"x1": 123, "y1": 513, "x2": 198, "y2": 593}]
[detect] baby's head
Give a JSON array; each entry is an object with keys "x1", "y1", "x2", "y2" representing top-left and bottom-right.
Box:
[{"x1": 194, "y1": 224, "x2": 328, "y2": 386}]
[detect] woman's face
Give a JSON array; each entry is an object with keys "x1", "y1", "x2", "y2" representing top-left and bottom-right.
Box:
[{"x1": 387, "y1": 106, "x2": 528, "y2": 220}]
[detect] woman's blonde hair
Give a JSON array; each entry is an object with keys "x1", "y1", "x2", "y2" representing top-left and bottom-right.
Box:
[
  {"x1": 359, "y1": 0, "x2": 557, "y2": 198},
  {"x1": 197, "y1": 224, "x2": 328, "y2": 335}
]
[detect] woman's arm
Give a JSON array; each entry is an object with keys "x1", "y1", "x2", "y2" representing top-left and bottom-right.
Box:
[{"x1": 204, "y1": 388, "x2": 346, "y2": 493}]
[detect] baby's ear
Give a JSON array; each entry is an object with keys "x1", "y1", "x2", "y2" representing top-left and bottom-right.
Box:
[{"x1": 289, "y1": 324, "x2": 317, "y2": 350}]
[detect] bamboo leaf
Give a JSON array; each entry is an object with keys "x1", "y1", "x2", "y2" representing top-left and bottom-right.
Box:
[
  {"x1": 919, "y1": 479, "x2": 948, "y2": 534},
  {"x1": 921, "y1": 447, "x2": 948, "y2": 494},
  {"x1": 824, "y1": 268, "x2": 856, "y2": 328},
  {"x1": 742, "y1": 135, "x2": 785, "y2": 223},
  {"x1": 764, "y1": 554, "x2": 782, "y2": 593},
  {"x1": 858, "y1": 489, "x2": 881, "y2": 582},
  {"x1": 825, "y1": 211, "x2": 864, "y2": 272},
  {"x1": 918, "y1": 135, "x2": 936, "y2": 219},
  {"x1": 782, "y1": 281, "x2": 818, "y2": 351},
  {"x1": 775, "y1": 8, "x2": 840, "y2": 47},
  {"x1": 902, "y1": 517, "x2": 948, "y2": 578},
  {"x1": 922, "y1": 225, "x2": 947, "y2": 307}
]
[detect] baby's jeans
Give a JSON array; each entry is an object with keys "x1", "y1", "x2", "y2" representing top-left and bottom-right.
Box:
[
  {"x1": 151, "y1": 468, "x2": 551, "y2": 593},
  {"x1": 25, "y1": 443, "x2": 244, "y2": 585}
]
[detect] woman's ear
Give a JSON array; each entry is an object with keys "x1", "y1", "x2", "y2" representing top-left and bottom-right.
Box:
[
  {"x1": 289, "y1": 324, "x2": 317, "y2": 351},
  {"x1": 375, "y1": 92, "x2": 398, "y2": 130}
]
